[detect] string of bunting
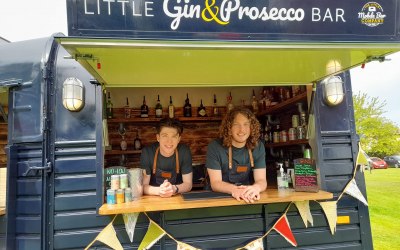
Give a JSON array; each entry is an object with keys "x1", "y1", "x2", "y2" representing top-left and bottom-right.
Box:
[{"x1": 86, "y1": 143, "x2": 369, "y2": 249}]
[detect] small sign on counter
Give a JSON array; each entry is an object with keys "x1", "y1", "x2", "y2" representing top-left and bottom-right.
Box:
[{"x1": 293, "y1": 158, "x2": 319, "y2": 192}]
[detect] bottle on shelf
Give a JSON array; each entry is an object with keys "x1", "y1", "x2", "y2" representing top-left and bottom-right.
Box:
[
  {"x1": 106, "y1": 91, "x2": 113, "y2": 119},
  {"x1": 134, "y1": 131, "x2": 142, "y2": 150},
  {"x1": 273, "y1": 124, "x2": 281, "y2": 143},
  {"x1": 251, "y1": 89, "x2": 258, "y2": 114},
  {"x1": 140, "y1": 96, "x2": 149, "y2": 118},
  {"x1": 168, "y1": 96, "x2": 175, "y2": 118},
  {"x1": 264, "y1": 121, "x2": 271, "y2": 143},
  {"x1": 227, "y1": 92, "x2": 234, "y2": 112},
  {"x1": 124, "y1": 97, "x2": 131, "y2": 119},
  {"x1": 197, "y1": 99, "x2": 207, "y2": 117},
  {"x1": 155, "y1": 95, "x2": 163, "y2": 118},
  {"x1": 213, "y1": 94, "x2": 219, "y2": 116},
  {"x1": 183, "y1": 93, "x2": 192, "y2": 117},
  {"x1": 120, "y1": 135, "x2": 127, "y2": 151}
]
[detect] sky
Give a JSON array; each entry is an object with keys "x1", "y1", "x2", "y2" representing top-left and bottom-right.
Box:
[{"x1": 1, "y1": 1, "x2": 399, "y2": 125}]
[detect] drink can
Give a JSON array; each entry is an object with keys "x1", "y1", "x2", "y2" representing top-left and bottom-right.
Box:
[
  {"x1": 288, "y1": 128, "x2": 296, "y2": 141},
  {"x1": 116, "y1": 189, "x2": 125, "y2": 204},
  {"x1": 111, "y1": 175, "x2": 120, "y2": 190},
  {"x1": 273, "y1": 132, "x2": 280, "y2": 143},
  {"x1": 296, "y1": 126, "x2": 305, "y2": 140},
  {"x1": 120, "y1": 174, "x2": 128, "y2": 189},
  {"x1": 124, "y1": 188, "x2": 132, "y2": 202},
  {"x1": 292, "y1": 115, "x2": 299, "y2": 128},
  {"x1": 280, "y1": 130, "x2": 287, "y2": 142},
  {"x1": 106, "y1": 189, "x2": 116, "y2": 205}
]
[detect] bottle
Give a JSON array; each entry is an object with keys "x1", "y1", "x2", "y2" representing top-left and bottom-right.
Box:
[
  {"x1": 124, "y1": 97, "x2": 131, "y2": 118},
  {"x1": 264, "y1": 121, "x2": 271, "y2": 143},
  {"x1": 227, "y1": 92, "x2": 234, "y2": 112},
  {"x1": 213, "y1": 94, "x2": 219, "y2": 116},
  {"x1": 140, "y1": 96, "x2": 149, "y2": 118},
  {"x1": 277, "y1": 163, "x2": 288, "y2": 190},
  {"x1": 155, "y1": 95, "x2": 163, "y2": 118},
  {"x1": 197, "y1": 99, "x2": 207, "y2": 117},
  {"x1": 251, "y1": 89, "x2": 258, "y2": 114},
  {"x1": 106, "y1": 92, "x2": 113, "y2": 119},
  {"x1": 183, "y1": 93, "x2": 192, "y2": 117},
  {"x1": 168, "y1": 96, "x2": 175, "y2": 118},
  {"x1": 134, "y1": 131, "x2": 142, "y2": 150}
]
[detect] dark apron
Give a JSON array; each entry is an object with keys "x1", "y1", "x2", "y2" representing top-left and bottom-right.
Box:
[
  {"x1": 151, "y1": 147, "x2": 180, "y2": 186},
  {"x1": 226, "y1": 146, "x2": 255, "y2": 185}
]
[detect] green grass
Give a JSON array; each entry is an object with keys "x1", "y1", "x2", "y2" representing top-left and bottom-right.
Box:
[{"x1": 365, "y1": 168, "x2": 400, "y2": 250}]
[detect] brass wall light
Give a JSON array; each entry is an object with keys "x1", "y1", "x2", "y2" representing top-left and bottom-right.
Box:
[
  {"x1": 323, "y1": 76, "x2": 344, "y2": 106},
  {"x1": 62, "y1": 77, "x2": 84, "y2": 111}
]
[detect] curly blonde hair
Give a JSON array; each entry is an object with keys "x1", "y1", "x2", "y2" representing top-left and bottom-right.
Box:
[{"x1": 219, "y1": 107, "x2": 261, "y2": 150}]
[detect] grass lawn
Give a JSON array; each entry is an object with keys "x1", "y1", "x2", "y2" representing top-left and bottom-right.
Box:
[{"x1": 365, "y1": 168, "x2": 400, "y2": 250}]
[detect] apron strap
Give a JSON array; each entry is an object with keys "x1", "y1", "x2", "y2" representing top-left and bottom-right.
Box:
[
  {"x1": 152, "y1": 147, "x2": 180, "y2": 174},
  {"x1": 228, "y1": 146, "x2": 254, "y2": 169}
]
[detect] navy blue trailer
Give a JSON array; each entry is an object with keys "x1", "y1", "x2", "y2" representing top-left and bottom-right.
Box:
[{"x1": 1, "y1": 0, "x2": 400, "y2": 249}]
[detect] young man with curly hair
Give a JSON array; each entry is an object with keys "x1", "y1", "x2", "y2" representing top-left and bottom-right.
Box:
[{"x1": 206, "y1": 107, "x2": 267, "y2": 203}]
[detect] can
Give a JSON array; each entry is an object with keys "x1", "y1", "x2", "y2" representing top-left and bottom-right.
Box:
[
  {"x1": 111, "y1": 175, "x2": 120, "y2": 190},
  {"x1": 297, "y1": 126, "x2": 305, "y2": 140},
  {"x1": 273, "y1": 131, "x2": 280, "y2": 143},
  {"x1": 120, "y1": 174, "x2": 128, "y2": 189},
  {"x1": 124, "y1": 188, "x2": 132, "y2": 202},
  {"x1": 116, "y1": 189, "x2": 125, "y2": 204},
  {"x1": 288, "y1": 128, "x2": 296, "y2": 141},
  {"x1": 291, "y1": 115, "x2": 299, "y2": 128},
  {"x1": 106, "y1": 189, "x2": 116, "y2": 205},
  {"x1": 280, "y1": 130, "x2": 287, "y2": 142}
]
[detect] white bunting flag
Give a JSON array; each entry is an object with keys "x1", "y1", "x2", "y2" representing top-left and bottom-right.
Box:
[
  {"x1": 242, "y1": 238, "x2": 264, "y2": 250},
  {"x1": 319, "y1": 201, "x2": 337, "y2": 235},
  {"x1": 294, "y1": 201, "x2": 314, "y2": 227},
  {"x1": 177, "y1": 241, "x2": 200, "y2": 250},
  {"x1": 123, "y1": 212, "x2": 140, "y2": 242},
  {"x1": 85, "y1": 220, "x2": 123, "y2": 250},
  {"x1": 344, "y1": 179, "x2": 368, "y2": 206}
]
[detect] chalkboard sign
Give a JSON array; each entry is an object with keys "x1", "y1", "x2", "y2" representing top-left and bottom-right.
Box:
[
  {"x1": 293, "y1": 158, "x2": 319, "y2": 192},
  {"x1": 104, "y1": 166, "x2": 127, "y2": 191}
]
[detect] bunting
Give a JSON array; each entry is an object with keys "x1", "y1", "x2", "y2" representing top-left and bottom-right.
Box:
[
  {"x1": 319, "y1": 201, "x2": 338, "y2": 235},
  {"x1": 272, "y1": 214, "x2": 297, "y2": 247},
  {"x1": 240, "y1": 238, "x2": 264, "y2": 250},
  {"x1": 84, "y1": 216, "x2": 123, "y2": 250},
  {"x1": 123, "y1": 212, "x2": 140, "y2": 242},
  {"x1": 294, "y1": 201, "x2": 313, "y2": 227},
  {"x1": 344, "y1": 179, "x2": 368, "y2": 206},
  {"x1": 356, "y1": 145, "x2": 369, "y2": 172},
  {"x1": 177, "y1": 241, "x2": 201, "y2": 250},
  {"x1": 138, "y1": 221, "x2": 166, "y2": 250}
]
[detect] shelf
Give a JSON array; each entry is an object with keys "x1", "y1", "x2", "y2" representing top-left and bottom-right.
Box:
[
  {"x1": 257, "y1": 92, "x2": 307, "y2": 116},
  {"x1": 107, "y1": 116, "x2": 223, "y2": 123},
  {"x1": 105, "y1": 150, "x2": 142, "y2": 155},
  {"x1": 264, "y1": 139, "x2": 309, "y2": 148}
]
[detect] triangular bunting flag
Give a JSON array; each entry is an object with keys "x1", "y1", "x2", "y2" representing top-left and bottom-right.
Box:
[
  {"x1": 138, "y1": 221, "x2": 166, "y2": 250},
  {"x1": 272, "y1": 214, "x2": 297, "y2": 247},
  {"x1": 84, "y1": 221, "x2": 123, "y2": 250},
  {"x1": 294, "y1": 201, "x2": 313, "y2": 227},
  {"x1": 319, "y1": 201, "x2": 337, "y2": 235},
  {"x1": 356, "y1": 146, "x2": 369, "y2": 172},
  {"x1": 241, "y1": 238, "x2": 264, "y2": 250},
  {"x1": 123, "y1": 212, "x2": 140, "y2": 242},
  {"x1": 177, "y1": 241, "x2": 200, "y2": 250},
  {"x1": 344, "y1": 179, "x2": 368, "y2": 206}
]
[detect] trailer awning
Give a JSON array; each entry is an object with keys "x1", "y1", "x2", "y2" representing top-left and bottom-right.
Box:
[{"x1": 56, "y1": 37, "x2": 400, "y2": 87}]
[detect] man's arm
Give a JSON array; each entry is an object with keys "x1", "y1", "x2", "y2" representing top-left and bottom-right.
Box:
[{"x1": 175, "y1": 173, "x2": 193, "y2": 194}]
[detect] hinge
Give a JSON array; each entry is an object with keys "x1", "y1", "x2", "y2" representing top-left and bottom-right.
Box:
[{"x1": 23, "y1": 162, "x2": 52, "y2": 176}]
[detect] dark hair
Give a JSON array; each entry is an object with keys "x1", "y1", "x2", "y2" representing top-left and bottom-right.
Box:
[
  {"x1": 156, "y1": 118, "x2": 183, "y2": 135},
  {"x1": 219, "y1": 107, "x2": 261, "y2": 150}
]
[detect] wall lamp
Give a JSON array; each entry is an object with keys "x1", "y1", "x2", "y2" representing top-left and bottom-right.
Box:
[
  {"x1": 322, "y1": 76, "x2": 344, "y2": 106},
  {"x1": 62, "y1": 77, "x2": 85, "y2": 111}
]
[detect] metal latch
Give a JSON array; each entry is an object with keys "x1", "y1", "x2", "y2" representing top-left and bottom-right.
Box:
[{"x1": 23, "y1": 162, "x2": 52, "y2": 176}]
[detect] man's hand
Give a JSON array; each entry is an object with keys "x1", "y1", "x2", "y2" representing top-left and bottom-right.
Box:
[
  {"x1": 159, "y1": 179, "x2": 174, "y2": 197},
  {"x1": 232, "y1": 185, "x2": 261, "y2": 203}
]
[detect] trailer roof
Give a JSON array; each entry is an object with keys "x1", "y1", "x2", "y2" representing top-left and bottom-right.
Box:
[{"x1": 56, "y1": 37, "x2": 400, "y2": 87}]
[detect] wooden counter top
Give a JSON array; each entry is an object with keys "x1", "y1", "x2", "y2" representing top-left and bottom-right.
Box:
[
  {"x1": 0, "y1": 207, "x2": 5, "y2": 216},
  {"x1": 99, "y1": 189, "x2": 332, "y2": 215}
]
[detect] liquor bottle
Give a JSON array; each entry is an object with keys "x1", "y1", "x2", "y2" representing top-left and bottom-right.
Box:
[
  {"x1": 155, "y1": 95, "x2": 163, "y2": 118},
  {"x1": 168, "y1": 96, "x2": 175, "y2": 118},
  {"x1": 213, "y1": 94, "x2": 219, "y2": 116},
  {"x1": 197, "y1": 99, "x2": 207, "y2": 117},
  {"x1": 140, "y1": 96, "x2": 149, "y2": 118},
  {"x1": 264, "y1": 121, "x2": 271, "y2": 143},
  {"x1": 251, "y1": 89, "x2": 258, "y2": 113},
  {"x1": 183, "y1": 93, "x2": 192, "y2": 117},
  {"x1": 106, "y1": 92, "x2": 113, "y2": 119},
  {"x1": 124, "y1": 97, "x2": 131, "y2": 118},
  {"x1": 227, "y1": 92, "x2": 234, "y2": 112},
  {"x1": 134, "y1": 131, "x2": 142, "y2": 150}
]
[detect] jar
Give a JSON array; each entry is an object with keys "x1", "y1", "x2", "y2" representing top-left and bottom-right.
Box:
[
  {"x1": 280, "y1": 130, "x2": 288, "y2": 142},
  {"x1": 291, "y1": 115, "x2": 299, "y2": 128},
  {"x1": 273, "y1": 132, "x2": 280, "y2": 143},
  {"x1": 288, "y1": 128, "x2": 296, "y2": 141}
]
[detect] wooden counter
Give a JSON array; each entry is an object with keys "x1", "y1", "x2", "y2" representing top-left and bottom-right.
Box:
[
  {"x1": 0, "y1": 207, "x2": 5, "y2": 216},
  {"x1": 99, "y1": 189, "x2": 332, "y2": 215}
]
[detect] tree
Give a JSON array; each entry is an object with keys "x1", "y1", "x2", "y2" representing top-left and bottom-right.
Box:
[{"x1": 353, "y1": 92, "x2": 400, "y2": 158}]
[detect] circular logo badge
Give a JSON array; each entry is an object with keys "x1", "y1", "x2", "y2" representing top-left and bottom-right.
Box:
[{"x1": 358, "y1": 2, "x2": 386, "y2": 27}]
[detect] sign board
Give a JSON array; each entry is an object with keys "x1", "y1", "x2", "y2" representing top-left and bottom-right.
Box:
[
  {"x1": 104, "y1": 166, "x2": 127, "y2": 190},
  {"x1": 67, "y1": 0, "x2": 399, "y2": 41},
  {"x1": 294, "y1": 158, "x2": 319, "y2": 192}
]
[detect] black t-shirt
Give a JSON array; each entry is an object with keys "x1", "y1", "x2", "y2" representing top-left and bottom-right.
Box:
[
  {"x1": 140, "y1": 142, "x2": 192, "y2": 185},
  {"x1": 206, "y1": 138, "x2": 266, "y2": 179}
]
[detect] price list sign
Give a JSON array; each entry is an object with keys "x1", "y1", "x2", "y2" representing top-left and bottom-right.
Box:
[{"x1": 294, "y1": 158, "x2": 319, "y2": 192}]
